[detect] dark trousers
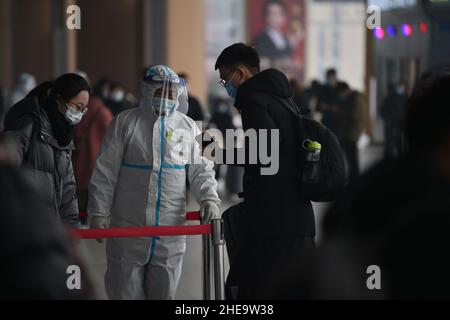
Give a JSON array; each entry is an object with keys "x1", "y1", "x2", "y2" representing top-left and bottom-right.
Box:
[
  {"x1": 225, "y1": 234, "x2": 315, "y2": 299},
  {"x1": 341, "y1": 140, "x2": 359, "y2": 182},
  {"x1": 384, "y1": 121, "x2": 404, "y2": 158}
]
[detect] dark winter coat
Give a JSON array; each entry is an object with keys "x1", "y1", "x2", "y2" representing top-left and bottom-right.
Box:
[
  {"x1": 1, "y1": 97, "x2": 79, "y2": 227},
  {"x1": 223, "y1": 69, "x2": 317, "y2": 299},
  {"x1": 0, "y1": 164, "x2": 91, "y2": 298},
  {"x1": 234, "y1": 68, "x2": 315, "y2": 239}
]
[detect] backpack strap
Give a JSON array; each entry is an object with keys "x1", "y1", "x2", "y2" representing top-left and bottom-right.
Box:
[
  {"x1": 273, "y1": 95, "x2": 308, "y2": 143},
  {"x1": 271, "y1": 96, "x2": 310, "y2": 181}
]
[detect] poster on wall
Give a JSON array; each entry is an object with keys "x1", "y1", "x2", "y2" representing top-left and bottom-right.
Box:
[{"x1": 248, "y1": 0, "x2": 306, "y2": 81}]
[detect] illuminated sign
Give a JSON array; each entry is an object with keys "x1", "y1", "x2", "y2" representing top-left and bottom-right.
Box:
[
  {"x1": 387, "y1": 25, "x2": 397, "y2": 36},
  {"x1": 368, "y1": 0, "x2": 418, "y2": 11},
  {"x1": 374, "y1": 27, "x2": 385, "y2": 39},
  {"x1": 419, "y1": 22, "x2": 428, "y2": 33},
  {"x1": 401, "y1": 23, "x2": 413, "y2": 36}
]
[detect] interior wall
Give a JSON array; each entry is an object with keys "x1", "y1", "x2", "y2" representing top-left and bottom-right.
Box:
[
  {"x1": 11, "y1": 0, "x2": 54, "y2": 85},
  {"x1": 167, "y1": 0, "x2": 207, "y2": 107},
  {"x1": 76, "y1": 0, "x2": 141, "y2": 95}
]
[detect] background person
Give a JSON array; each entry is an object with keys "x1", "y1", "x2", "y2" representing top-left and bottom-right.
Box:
[
  {"x1": 319, "y1": 74, "x2": 450, "y2": 299},
  {"x1": 72, "y1": 75, "x2": 113, "y2": 220}
]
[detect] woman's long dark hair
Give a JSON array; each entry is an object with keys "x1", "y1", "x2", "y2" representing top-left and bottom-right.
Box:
[
  {"x1": 26, "y1": 81, "x2": 53, "y2": 98},
  {"x1": 49, "y1": 73, "x2": 91, "y2": 101},
  {"x1": 26, "y1": 73, "x2": 91, "y2": 101}
]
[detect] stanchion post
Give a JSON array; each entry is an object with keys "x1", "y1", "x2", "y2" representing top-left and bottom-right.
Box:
[
  {"x1": 202, "y1": 233, "x2": 212, "y2": 300},
  {"x1": 211, "y1": 219, "x2": 225, "y2": 300}
]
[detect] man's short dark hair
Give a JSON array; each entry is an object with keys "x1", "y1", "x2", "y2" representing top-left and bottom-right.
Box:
[
  {"x1": 263, "y1": 0, "x2": 286, "y2": 19},
  {"x1": 215, "y1": 43, "x2": 260, "y2": 74},
  {"x1": 326, "y1": 68, "x2": 337, "y2": 78}
]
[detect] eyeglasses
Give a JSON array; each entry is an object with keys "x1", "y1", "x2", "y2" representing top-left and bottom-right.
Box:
[
  {"x1": 68, "y1": 102, "x2": 88, "y2": 114},
  {"x1": 218, "y1": 69, "x2": 236, "y2": 87}
]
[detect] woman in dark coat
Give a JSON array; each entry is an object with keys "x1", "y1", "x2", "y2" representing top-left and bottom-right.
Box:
[{"x1": 1, "y1": 73, "x2": 90, "y2": 227}]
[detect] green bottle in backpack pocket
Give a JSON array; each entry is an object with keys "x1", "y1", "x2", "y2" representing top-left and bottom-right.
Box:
[{"x1": 302, "y1": 139, "x2": 322, "y2": 184}]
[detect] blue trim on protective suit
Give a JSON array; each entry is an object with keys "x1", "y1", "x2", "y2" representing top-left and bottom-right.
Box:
[
  {"x1": 155, "y1": 115, "x2": 165, "y2": 228},
  {"x1": 161, "y1": 164, "x2": 186, "y2": 170},
  {"x1": 147, "y1": 116, "x2": 166, "y2": 266},
  {"x1": 149, "y1": 236, "x2": 156, "y2": 261},
  {"x1": 145, "y1": 117, "x2": 186, "y2": 267},
  {"x1": 121, "y1": 162, "x2": 185, "y2": 171},
  {"x1": 121, "y1": 162, "x2": 152, "y2": 170}
]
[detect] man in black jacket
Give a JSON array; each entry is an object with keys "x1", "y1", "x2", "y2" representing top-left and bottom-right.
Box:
[{"x1": 215, "y1": 43, "x2": 315, "y2": 299}]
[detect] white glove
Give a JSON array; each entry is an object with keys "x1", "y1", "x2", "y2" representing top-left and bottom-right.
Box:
[
  {"x1": 200, "y1": 201, "x2": 220, "y2": 224},
  {"x1": 89, "y1": 215, "x2": 109, "y2": 244}
]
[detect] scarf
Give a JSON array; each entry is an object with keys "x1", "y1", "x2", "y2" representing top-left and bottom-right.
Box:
[{"x1": 43, "y1": 97, "x2": 74, "y2": 147}]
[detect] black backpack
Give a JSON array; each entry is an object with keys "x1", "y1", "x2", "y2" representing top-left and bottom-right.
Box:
[{"x1": 278, "y1": 97, "x2": 346, "y2": 202}]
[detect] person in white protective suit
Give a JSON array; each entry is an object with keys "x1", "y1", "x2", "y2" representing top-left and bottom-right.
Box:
[{"x1": 88, "y1": 65, "x2": 221, "y2": 300}]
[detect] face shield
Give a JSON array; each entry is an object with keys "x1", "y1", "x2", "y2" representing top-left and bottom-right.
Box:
[{"x1": 139, "y1": 65, "x2": 189, "y2": 116}]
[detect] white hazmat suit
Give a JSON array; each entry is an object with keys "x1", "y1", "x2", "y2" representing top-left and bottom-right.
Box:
[{"x1": 88, "y1": 65, "x2": 220, "y2": 300}]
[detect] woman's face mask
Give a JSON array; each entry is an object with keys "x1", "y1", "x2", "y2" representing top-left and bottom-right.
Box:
[
  {"x1": 58, "y1": 100, "x2": 87, "y2": 125},
  {"x1": 64, "y1": 103, "x2": 86, "y2": 125},
  {"x1": 56, "y1": 91, "x2": 89, "y2": 125}
]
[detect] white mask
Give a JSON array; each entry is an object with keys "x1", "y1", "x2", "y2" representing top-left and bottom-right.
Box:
[
  {"x1": 111, "y1": 90, "x2": 125, "y2": 102},
  {"x1": 64, "y1": 103, "x2": 84, "y2": 125}
]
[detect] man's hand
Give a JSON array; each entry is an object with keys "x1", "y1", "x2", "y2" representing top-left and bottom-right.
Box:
[{"x1": 200, "y1": 201, "x2": 220, "y2": 224}]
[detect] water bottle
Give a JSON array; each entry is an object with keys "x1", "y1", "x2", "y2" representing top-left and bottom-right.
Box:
[{"x1": 302, "y1": 139, "x2": 321, "y2": 184}]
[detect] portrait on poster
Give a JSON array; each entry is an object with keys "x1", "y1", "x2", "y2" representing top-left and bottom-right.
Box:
[{"x1": 249, "y1": 0, "x2": 306, "y2": 80}]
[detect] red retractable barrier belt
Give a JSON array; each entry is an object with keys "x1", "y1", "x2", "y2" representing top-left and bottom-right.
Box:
[
  {"x1": 72, "y1": 224, "x2": 211, "y2": 239},
  {"x1": 185, "y1": 211, "x2": 201, "y2": 221},
  {"x1": 78, "y1": 211, "x2": 201, "y2": 221},
  {"x1": 73, "y1": 211, "x2": 207, "y2": 239}
]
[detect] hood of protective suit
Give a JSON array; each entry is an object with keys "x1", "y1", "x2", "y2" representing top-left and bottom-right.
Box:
[
  {"x1": 139, "y1": 65, "x2": 188, "y2": 116},
  {"x1": 16, "y1": 73, "x2": 36, "y2": 93}
]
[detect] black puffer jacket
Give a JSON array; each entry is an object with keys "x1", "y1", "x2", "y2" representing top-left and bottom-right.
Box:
[
  {"x1": 1, "y1": 97, "x2": 79, "y2": 227},
  {"x1": 0, "y1": 165, "x2": 89, "y2": 298},
  {"x1": 234, "y1": 68, "x2": 315, "y2": 238}
]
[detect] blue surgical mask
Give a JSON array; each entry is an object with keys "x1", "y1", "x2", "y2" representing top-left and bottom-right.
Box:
[
  {"x1": 152, "y1": 97, "x2": 176, "y2": 114},
  {"x1": 217, "y1": 104, "x2": 229, "y2": 113},
  {"x1": 396, "y1": 87, "x2": 405, "y2": 95},
  {"x1": 225, "y1": 81, "x2": 237, "y2": 99},
  {"x1": 224, "y1": 71, "x2": 238, "y2": 99}
]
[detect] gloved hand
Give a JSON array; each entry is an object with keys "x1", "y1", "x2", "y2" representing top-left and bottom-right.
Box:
[
  {"x1": 200, "y1": 201, "x2": 220, "y2": 224},
  {"x1": 89, "y1": 215, "x2": 109, "y2": 244}
]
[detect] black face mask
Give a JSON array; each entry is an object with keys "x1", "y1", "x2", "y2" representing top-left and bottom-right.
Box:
[{"x1": 44, "y1": 97, "x2": 74, "y2": 146}]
